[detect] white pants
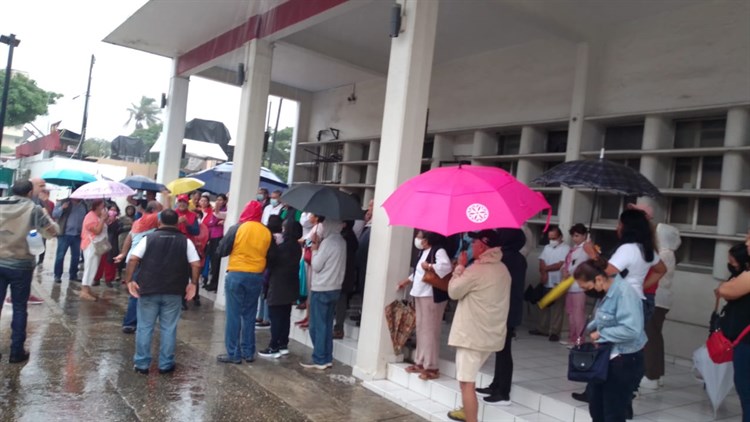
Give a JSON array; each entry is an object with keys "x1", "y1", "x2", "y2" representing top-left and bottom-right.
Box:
[{"x1": 81, "y1": 245, "x2": 100, "y2": 287}]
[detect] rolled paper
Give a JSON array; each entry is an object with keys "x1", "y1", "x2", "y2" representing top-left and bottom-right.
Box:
[{"x1": 538, "y1": 276, "x2": 575, "y2": 309}]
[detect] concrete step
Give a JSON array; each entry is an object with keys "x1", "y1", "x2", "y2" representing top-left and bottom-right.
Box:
[{"x1": 288, "y1": 307, "x2": 360, "y2": 366}]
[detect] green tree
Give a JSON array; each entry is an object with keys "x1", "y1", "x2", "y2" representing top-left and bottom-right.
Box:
[
  {"x1": 130, "y1": 122, "x2": 163, "y2": 163},
  {"x1": 264, "y1": 126, "x2": 293, "y2": 183},
  {"x1": 1, "y1": 71, "x2": 62, "y2": 127},
  {"x1": 82, "y1": 138, "x2": 111, "y2": 158},
  {"x1": 125, "y1": 96, "x2": 161, "y2": 130}
]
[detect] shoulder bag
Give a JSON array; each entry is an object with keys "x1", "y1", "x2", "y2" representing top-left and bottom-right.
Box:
[
  {"x1": 567, "y1": 320, "x2": 611, "y2": 384},
  {"x1": 707, "y1": 325, "x2": 750, "y2": 364}
]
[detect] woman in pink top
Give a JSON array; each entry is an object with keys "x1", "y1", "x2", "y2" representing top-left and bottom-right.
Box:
[
  {"x1": 203, "y1": 194, "x2": 227, "y2": 291},
  {"x1": 80, "y1": 200, "x2": 107, "y2": 301}
]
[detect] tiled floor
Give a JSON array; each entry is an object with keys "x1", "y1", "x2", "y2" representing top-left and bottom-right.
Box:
[{"x1": 363, "y1": 323, "x2": 744, "y2": 422}]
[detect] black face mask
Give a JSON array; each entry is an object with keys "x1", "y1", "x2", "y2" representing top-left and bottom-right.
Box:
[
  {"x1": 728, "y1": 264, "x2": 743, "y2": 278},
  {"x1": 585, "y1": 289, "x2": 606, "y2": 300}
]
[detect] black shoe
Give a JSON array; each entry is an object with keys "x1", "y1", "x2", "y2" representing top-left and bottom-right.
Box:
[
  {"x1": 54, "y1": 278, "x2": 62, "y2": 284},
  {"x1": 475, "y1": 386, "x2": 495, "y2": 395},
  {"x1": 9, "y1": 351, "x2": 29, "y2": 363},
  {"x1": 244, "y1": 357, "x2": 255, "y2": 363},
  {"x1": 216, "y1": 354, "x2": 242, "y2": 364},
  {"x1": 549, "y1": 334, "x2": 560, "y2": 342},
  {"x1": 182, "y1": 300, "x2": 188, "y2": 311},
  {"x1": 205, "y1": 284, "x2": 217, "y2": 292},
  {"x1": 528, "y1": 329, "x2": 545, "y2": 336},
  {"x1": 159, "y1": 365, "x2": 176, "y2": 374},
  {"x1": 572, "y1": 392, "x2": 588, "y2": 403},
  {"x1": 133, "y1": 366, "x2": 149, "y2": 375},
  {"x1": 193, "y1": 297, "x2": 201, "y2": 307},
  {"x1": 122, "y1": 326, "x2": 136, "y2": 334},
  {"x1": 484, "y1": 393, "x2": 511, "y2": 405}
]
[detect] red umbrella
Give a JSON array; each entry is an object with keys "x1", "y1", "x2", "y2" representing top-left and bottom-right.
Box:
[{"x1": 382, "y1": 165, "x2": 550, "y2": 236}]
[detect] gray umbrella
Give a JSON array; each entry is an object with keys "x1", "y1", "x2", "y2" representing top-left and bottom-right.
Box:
[{"x1": 280, "y1": 184, "x2": 363, "y2": 221}]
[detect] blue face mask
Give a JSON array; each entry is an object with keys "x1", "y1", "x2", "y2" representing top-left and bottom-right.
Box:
[
  {"x1": 270, "y1": 199, "x2": 279, "y2": 207},
  {"x1": 461, "y1": 234, "x2": 474, "y2": 262},
  {"x1": 256, "y1": 194, "x2": 264, "y2": 201}
]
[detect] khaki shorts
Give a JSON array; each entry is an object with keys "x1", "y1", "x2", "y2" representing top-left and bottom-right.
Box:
[{"x1": 455, "y1": 347, "x2": 492, "y2": 382}]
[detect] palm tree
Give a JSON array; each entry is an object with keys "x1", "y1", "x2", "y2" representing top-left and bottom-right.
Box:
[{"x1": 125, "y1": 96, "x2": 161, "y2": 130}]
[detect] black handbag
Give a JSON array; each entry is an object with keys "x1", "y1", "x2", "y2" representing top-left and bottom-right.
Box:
[{"x1": 567, "y1": 342, "x2": 612, "y2": 384}]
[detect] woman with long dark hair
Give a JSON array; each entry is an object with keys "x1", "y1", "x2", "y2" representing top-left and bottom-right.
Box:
[{"x1": 573, "y1": 259, "x2": 647, "y2": 422}]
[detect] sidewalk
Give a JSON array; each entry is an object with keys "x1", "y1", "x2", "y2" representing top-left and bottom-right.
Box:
[{"x1": 0, "y1": 250, "x2": 421, "y2": 422}]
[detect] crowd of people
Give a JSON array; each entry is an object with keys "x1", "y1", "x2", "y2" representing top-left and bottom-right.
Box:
[{"x1": 1, "y1": 176, "x2": 748, "y2": 422}]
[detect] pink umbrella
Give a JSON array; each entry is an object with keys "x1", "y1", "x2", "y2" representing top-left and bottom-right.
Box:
[
  {"x1": 382, "y1": 165, "x2": 550, "y2": 236},
  {"x1": 70, "y1": 180, "x2": 136, "y2": 199}
]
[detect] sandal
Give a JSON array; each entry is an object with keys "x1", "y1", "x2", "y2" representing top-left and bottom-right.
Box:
[
  {"x1": 294, "y1": 317, "x2": 309, "y2": 326},
  {"x1": 419, "y1": 369, "x2": 440, "y2": 380},
  {"x1": 405, "y1": 364, "x2": 424, "y2": 374}
]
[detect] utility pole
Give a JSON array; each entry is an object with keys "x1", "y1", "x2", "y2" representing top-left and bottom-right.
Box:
[
  {"x1": 267, "y1": 98, "x2": 283, "y2": 168},
  {"x1": 72, "y1": 54, "x2": 95, "y2": 159},
  {"x1": 0, "y1": 33, "x2": 21, "y2": 153}
]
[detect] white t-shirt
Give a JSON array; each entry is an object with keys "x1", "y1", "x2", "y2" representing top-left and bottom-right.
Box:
[
  {"x1": 539, "y1": 243, "x2": 570, "y2": 288},
  {"x1": 608, "y1": 243, "x2": 661, "y2": 300},
  {"x1": 261, "y1": 203, "x2": 284, "y2": 225},
  {"x1": 409, "y1": 247, "x2": 452, "y2": 298},
  {"x1": 566, "y1": 243, "x2": 589, "y2": 293},
  {"x1": 131, "y1": 236, "x2": 200, "y2": 264}
]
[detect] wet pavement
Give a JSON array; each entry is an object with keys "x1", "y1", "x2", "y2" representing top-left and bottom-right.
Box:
[{"x1": 0, "y1": 248, "x2": 423, "y2": 422}]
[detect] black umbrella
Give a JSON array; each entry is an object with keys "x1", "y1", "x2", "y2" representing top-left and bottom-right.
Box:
[
  {"x1": 281, "y1": 184, "x2": 363, "y2": 221},
  {"x1": 120, "y1": 175, "x2": 166, "y2": 192},
  {"x1": 533, "y1": 149, "x2": 660, "y2": 230}
]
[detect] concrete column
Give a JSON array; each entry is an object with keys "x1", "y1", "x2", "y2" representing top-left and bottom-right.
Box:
[
  {"x1": 471, "y1": 131, "x2": 495, "y2": 165},
  {"x1": 431, "y1": 134, "x2": 454, "y2": 169},
  {"x1": 353, "y1": 0, "x2": 438, "y2": 381},
  {"x1": 156, "y1": 60, "x2": 189, "y2": 185},
  {"x1": 638, "y1": 116, "x2": 674, "y2": 223},
  {"x1": 558, "y1": 43, "x2": 592, "y2": 232},
  {"x1": 516, "y1": 126, "x2": 546, "y2": 184},
  {"x1": 215, "y1": 39, "x2": 273, "y2": 309},
  {"x1": 714, "y1": 107, "x2": 750, "y2": 279}
]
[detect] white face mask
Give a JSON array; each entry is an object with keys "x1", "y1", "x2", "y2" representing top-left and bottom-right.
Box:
[
  {"x1": 549, "y1": 239, "x2": 560, "y2": 247},
  {"x1": 414, "y1": 237, "x2": 425, "y2": 250}
]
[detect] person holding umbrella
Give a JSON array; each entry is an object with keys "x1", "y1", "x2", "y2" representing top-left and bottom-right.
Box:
[
  {"x1": 396, "y1": 230, "x2": 452, "y2": 380},
  {"x1": 52, "y1": 197, "x2": 88, "y2": 283},
  {"x1": 300, "y1": 218, "x2": 347, "y2": 370},
  {"x1": 80, "y1": 200, "x2": 108, "y2": 301}
]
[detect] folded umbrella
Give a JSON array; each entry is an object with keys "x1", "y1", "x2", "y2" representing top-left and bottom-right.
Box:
[
  {"x1": 70, "y1": 180, "x2": 136, "y2": 199},
  {"x1": 692, "y1": 345, "x2": 734, "y2": 417},
  {"x1": 384, "y1": 298, "x2": 416, "y2": 354},
  {"x1": 383, "y1": 164, "x2": 550, "y2": 236},
  {"x1": 280, "y1": 184, "x2": 363, "y2": 220}
]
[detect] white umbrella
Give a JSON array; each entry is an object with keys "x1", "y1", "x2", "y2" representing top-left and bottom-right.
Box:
[
  {"x1": 70, "y1": 180, "x2": 136, "y2": 199},
  {"x1": 692, "y1": 345, "x2": 735, "y2": 416}
]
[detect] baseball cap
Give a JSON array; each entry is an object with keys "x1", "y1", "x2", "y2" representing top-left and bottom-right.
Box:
[
  {"x1": 467, "y1": 229, "x2": 501, "y2": 248},
  {"x1": 176, "y1": 194, "x2": 190, "y2": 203}
]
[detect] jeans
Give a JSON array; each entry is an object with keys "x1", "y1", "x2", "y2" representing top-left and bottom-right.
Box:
[
  {"x1": 489, "y1": 327, "x2": 514, "y2": 397},
  {"x1": 0, "y1": 266, "x2": 33, "y2": 355},
  {"x1": 309, "y1": 290, "x2": 340, "y2": 365},
  {"x1": 733, "y1": 342, "x2": 750, "y2": 422},
  {"x1": 224, "y1": 272, "x2": 263, "y2": 360},
  {"x1": 54, "y1": 235, "x2": 81, "y2": 279},
  {"x1": 268, "y1": 304, "x2": 292, "y2": 350},
  {"x1": 257, "y1": 295, "x2": 269, "y2": 321},
  {"x1": 134, "y1": 294, "x2": 183, "y2": 371},
  {"x1": 123, "y1": 295, "x2": 138, "y2": 328},
  {"x1": 589, "y1": 351, "x2": 643, "y2": 422}
]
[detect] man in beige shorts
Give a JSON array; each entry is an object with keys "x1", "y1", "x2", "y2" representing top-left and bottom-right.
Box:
[{"x1": 447, "y1": 229, "x2": 511, "y2": 422}]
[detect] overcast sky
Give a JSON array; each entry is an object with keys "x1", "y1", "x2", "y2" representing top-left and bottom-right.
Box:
[{"x1": 1, "y1": 0, "x2": 297, "y2": 143}]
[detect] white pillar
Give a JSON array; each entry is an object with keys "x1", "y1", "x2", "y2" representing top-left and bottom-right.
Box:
[
  {"x1": 714, "y1": 107, "x2": 750, "y2": 279},
  {"x1": 515, "y1": 126, "x2": 546, "y2": 184},
  {"x1": 353, "y1": 0, "x2": 439, "y2": 381},
  {"x1": 215, "y1": 39, "x2": 273, "y2": 310},
  {"x1": 471, "y1": 131, "x2": 494, "y2": 165},
  {"x1": 558, "y1": 43, "x2": 592, "y2": 232},
  {"x1": 638, "y1": 116, "x2": 673, "y2": 222},
  {"x1": 156, "y1": 60, "x2": 189, "y2": 185}
]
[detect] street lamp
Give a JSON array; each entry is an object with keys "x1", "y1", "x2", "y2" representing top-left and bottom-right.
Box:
[{"x1": 0, "y1": 33, "x2": 20, "y2": 154}]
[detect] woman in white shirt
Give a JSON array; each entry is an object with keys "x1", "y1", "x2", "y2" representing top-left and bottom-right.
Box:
[{"x1": 397, "y1": 230, "x2": 452, "y2": 380}]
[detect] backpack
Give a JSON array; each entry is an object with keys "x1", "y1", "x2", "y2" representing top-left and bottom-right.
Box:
[{"x1": 0, "y1": 196, "x2": 35, "y2": 261}]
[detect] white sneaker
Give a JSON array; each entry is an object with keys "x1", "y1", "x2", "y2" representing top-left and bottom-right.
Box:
[
  {"x1": 300, "y1": 361, "x2": 329, "y2": 370},
  {"x1": 559, "y1": 340, "x2": 574, "y2": 346},
  {"x1": 279, "y1": 348, "x2": 290, "y2": 356},
  {"x1": 640, "y1": 376, "x2": 659, "y2": 390}
]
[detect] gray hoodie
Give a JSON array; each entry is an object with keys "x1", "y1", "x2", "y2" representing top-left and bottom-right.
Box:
[{"x1": 311, "y1": 219, "x2": 347, "y2": 292}]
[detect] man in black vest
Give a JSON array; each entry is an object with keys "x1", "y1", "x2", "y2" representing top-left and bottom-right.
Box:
[{"x1": 124, "y1": 209, "x2": 200, "y2": 375}]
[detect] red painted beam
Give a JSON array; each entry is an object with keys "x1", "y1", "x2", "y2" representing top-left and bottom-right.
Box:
[{"x1": 177, "y1": 0, "x2": 348, "y2": 75}]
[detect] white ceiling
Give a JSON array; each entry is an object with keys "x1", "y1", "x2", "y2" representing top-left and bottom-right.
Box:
[{"x1": 105, "y1": 0, "x2": 704, "y2": 92}]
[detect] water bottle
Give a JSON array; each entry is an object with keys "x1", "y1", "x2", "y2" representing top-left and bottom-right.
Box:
[{"x1": 26, "y1": 230, "x2": 45, "y2": 256}]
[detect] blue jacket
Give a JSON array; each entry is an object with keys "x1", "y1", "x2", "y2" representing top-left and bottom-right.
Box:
[{"x1": 587, "y1": 276, "x2": 647, "y2": 356}]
